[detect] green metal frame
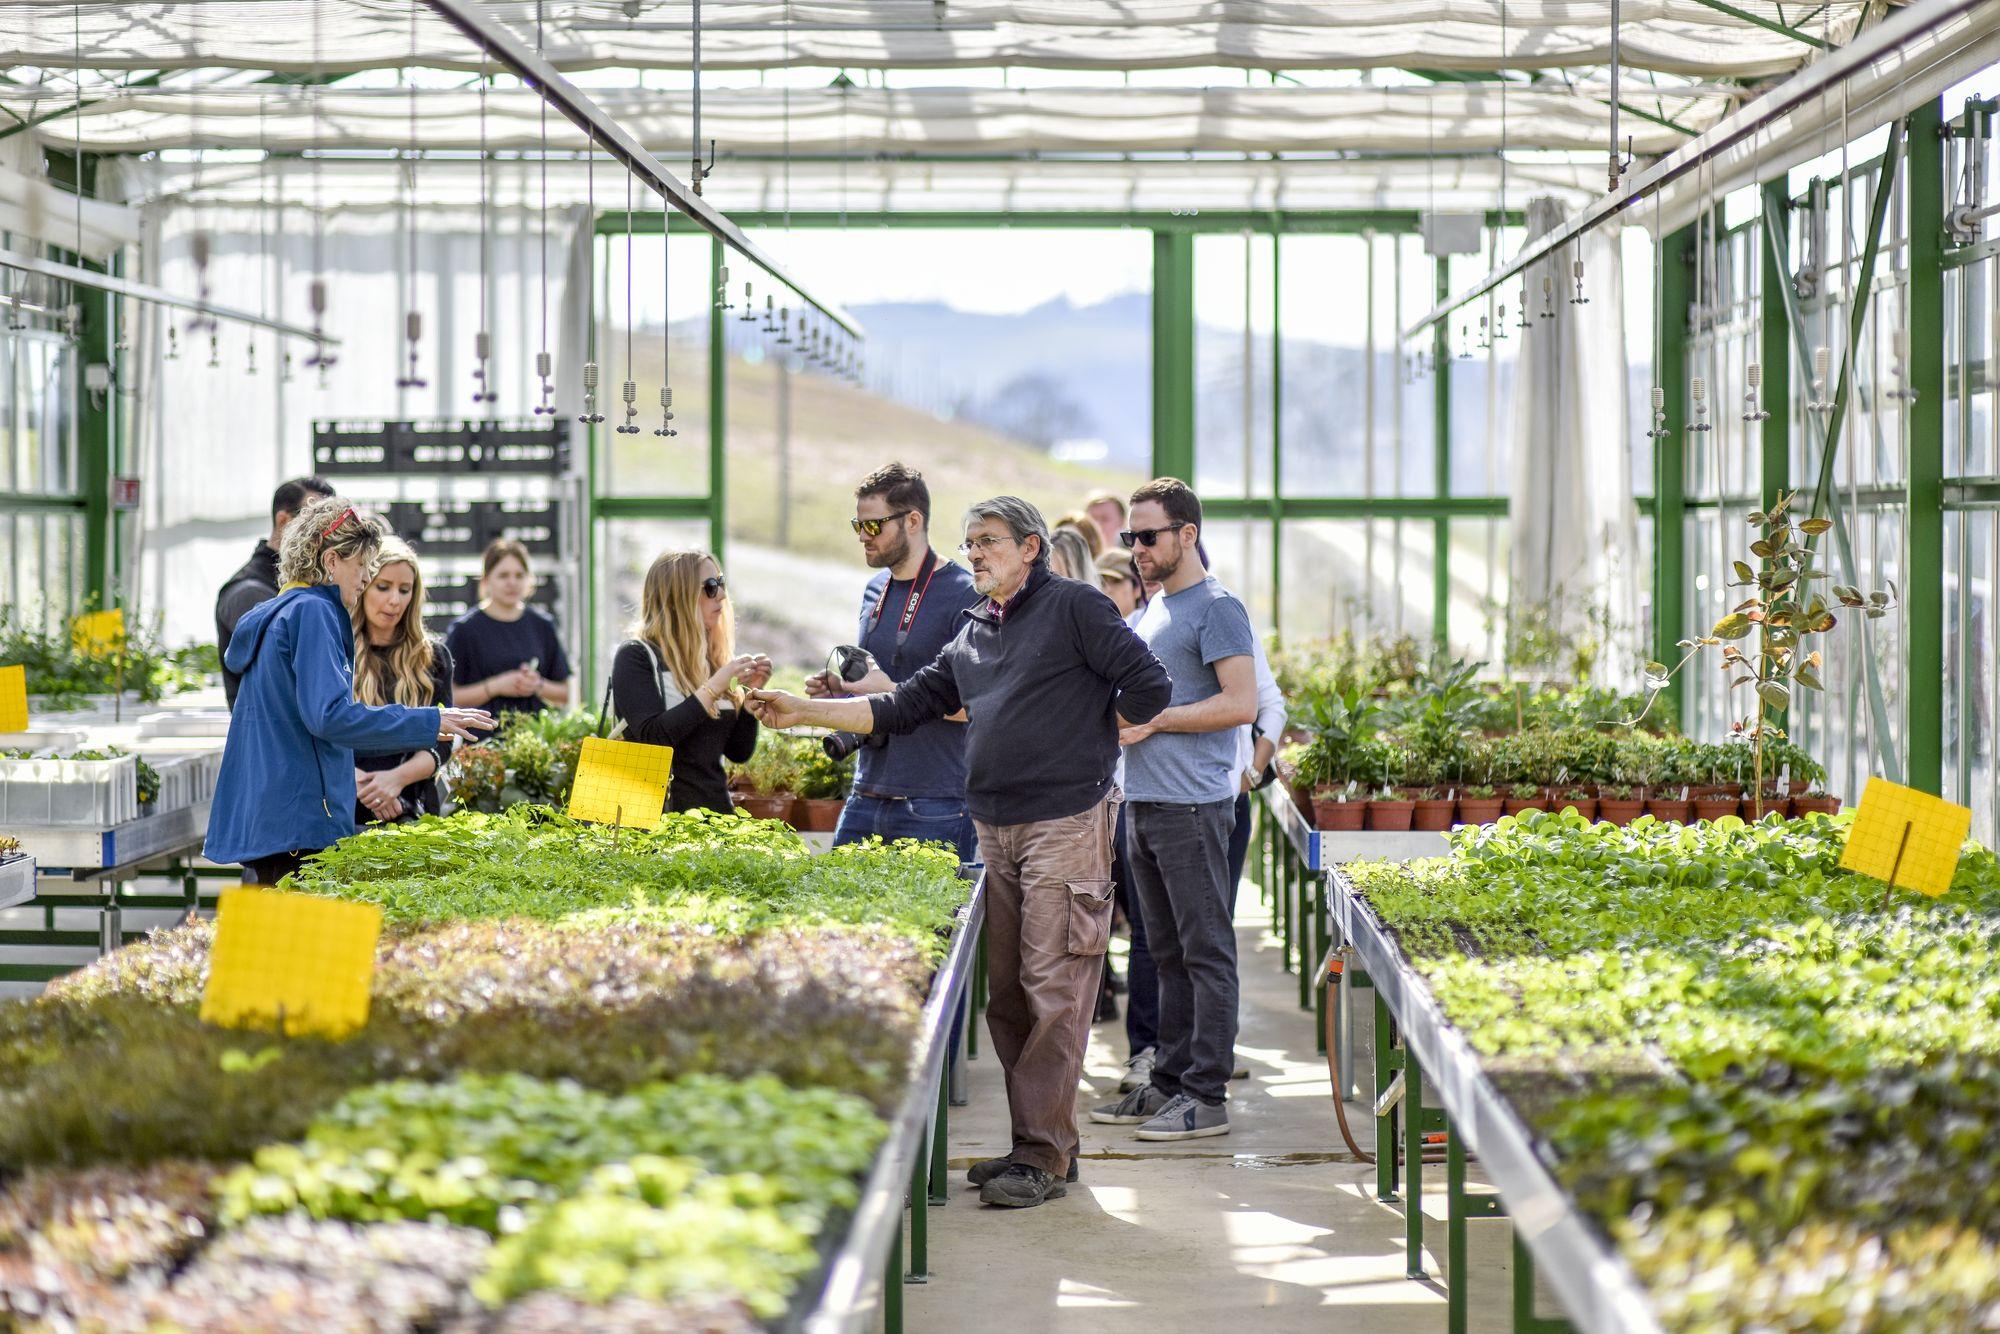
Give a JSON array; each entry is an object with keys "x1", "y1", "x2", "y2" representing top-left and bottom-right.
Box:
[
  {"x1": 1905, "y1": 99, "x2": 1947, "y2": 795},
  {"x1": 1652, "y1": 225, "x2": 1692, "y2": 727}
]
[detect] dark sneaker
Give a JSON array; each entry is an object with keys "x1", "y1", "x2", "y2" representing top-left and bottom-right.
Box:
[
  {"x1": 1119, "y1": 1046, "x2": 1158, "y2": 1094},
  {"x1": 1094, "y1": 986, "x2": 1120, "y2": 1023},
  {"x1": 979, "y1": 1162, "x2": 1067, "y2": 1208},
  {"x1": 1090, "y1": 1082, "x2": 1173, "y2": 1125},
  {"x1": 967, "y1": 1155, "x2": 1079, "y2": 1188},
  {"x1": 1134, "y1": 1093, "x2": 1231, "y2": 1141}
]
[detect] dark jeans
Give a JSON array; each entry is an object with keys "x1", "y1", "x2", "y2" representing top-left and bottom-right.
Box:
[
  {"x1": 1226, "y1": 790, "x2": 1252, "y2": 913},
  {"x1": 1127, "y1": 798, "x2": 1240, "y2": 1107},
  {"x1": 1115, "y1": 803, "x2": 1160, "y2": 1054},
  {"x1": 242, "y1": 848, "x2": 313, "y2": 886},
  {"x1": 833, "y1": 793, "x2": 978, "y2": 863}
]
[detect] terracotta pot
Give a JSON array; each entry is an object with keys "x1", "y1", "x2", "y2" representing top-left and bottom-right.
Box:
[
  {"x1": 1502, "y1": 796, "x2": 1547, "y2": 816},
  {"x1": 1313, "y1": 799, "x2": 1366, "y2": 831},
  {"x1": 1744, "y1": 791, "x2": 1794, "y2": 820},
  {"x1": 1553, "y1": 795, "x2": 1598, "y2": 821},
  {"x1": 1454, "y1": 798, "x2": 1505, "y2": 826},
  {"x1": 1365, "y1": 798, "x2": 1417, "y2": 831},
  {"x1": 1289, "y1": 782, "x2": 1317, "y2": 817},
  {"x1": 1411, "y1": 798, "x2": 1457, "y2": 832},
  {"x1": 1597, "y1": 798, "x2": 1647, "y2": 826},
  {"x1": 1645, "y1": 796, "x2": 1695, "y2": 823},
  {"x1": 1693, "y1": 796, "x2": 1743, "y2": 822},
  {"x1": 734, "y1": 794, "x2": 794, "y2": 822},
  {"x1": 795, "y1": 797, "x2": 845, "y2": 832},
  {"x1": 1792, "y1": 794, "x2": 1841, "y2": 816},
  {"x1": 727, "y1": 772, "x2": 752, "y2": 793}
]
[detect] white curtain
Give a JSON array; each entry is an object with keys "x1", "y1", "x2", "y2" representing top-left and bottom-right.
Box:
[
  {"x1": 1506, "y1": 196, "x2": 1642, "y2": 687},
  {"x1": 122, "y1": 166, "x2": 590, "y2": 645}
]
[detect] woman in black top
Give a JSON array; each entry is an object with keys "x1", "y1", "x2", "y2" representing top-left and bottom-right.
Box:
[
  {"x1": 447, "y1": 538, "x2": 571, "y2": 741},
  {"x1": 610, "y1": 550, "x2": 772, "y2": 813},
  {"x1": 351, "y1": 538, "x2": 456, "y2": 823}
]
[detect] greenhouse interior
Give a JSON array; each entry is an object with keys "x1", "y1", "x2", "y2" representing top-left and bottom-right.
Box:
[{"x1": 2, "y1": 0, "x2": 2000, "y2": 1330}]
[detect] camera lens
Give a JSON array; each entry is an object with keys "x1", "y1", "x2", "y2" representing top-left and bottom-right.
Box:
[{"x1": 823, "y1": 731, "x2": 864, "y2": 762}]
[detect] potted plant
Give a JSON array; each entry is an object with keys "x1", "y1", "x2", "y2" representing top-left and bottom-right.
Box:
[
  {"x1": 1365, "y1": 782, "x2": 1416, "y2": 831},
  {"x1": 1792, "y1": 789, "x2": 1841, "y2": 816},
  {"x1": 1503, "y1": 782, "x2": 1547, "y2": 816},
  {"x1": 1597, "y1": 783, "x2": 1646, "y2": 826},
  {"x1": 1456, "y1": 784, "x2": 1504, "y2": 826},
  {"x1": 445, "y1": 745, "x2": 507, "y2": 813},
  {"x1": 1312, "y1": 780, "x2": 1367, "y2": 831},
  {"x1": 1553, "y1": 785, "x2": 1597, "y2": 822},
  {"x1": 732, "y1": 734, "x2": 801, "y2": 823},
  {"x1": 1411, "y1": 786, "x2": 1456, "y2": 832},
  {"x1": 792, "y1": 743, "x2": 853, "y2": 832}
]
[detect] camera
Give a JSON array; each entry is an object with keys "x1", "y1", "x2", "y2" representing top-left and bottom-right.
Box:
[{"x1": 821, "y1": 644, "x2": 888, "y2": 762}]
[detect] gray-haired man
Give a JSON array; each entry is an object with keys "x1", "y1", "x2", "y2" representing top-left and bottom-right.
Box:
[{"x1": 749, "y1": 496, "x2": 1172, "y2": 1209}]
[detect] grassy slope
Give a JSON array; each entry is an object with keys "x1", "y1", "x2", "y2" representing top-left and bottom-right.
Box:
[{"x1": 604, "y1": 336, "x2": 1142, "y2": 564}]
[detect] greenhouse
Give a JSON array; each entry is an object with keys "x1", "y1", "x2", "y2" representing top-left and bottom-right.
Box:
[{"x1": 2, "y1": 0, "x2": 1999, "y2": 1330}]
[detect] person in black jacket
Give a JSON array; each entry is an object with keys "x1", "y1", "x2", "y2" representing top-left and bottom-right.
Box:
[
  {"x1": 349, "y1": 537, "x2": 456, "y2": 824},
  {"x1": 749, "y1": 496, "x2": 1172, "y2": 1209},
  {"x1": 610, "y1": 550, "x2": 772, "y2": 814},
  {"x1": 216, "y1": 475, "x2": 333, "y2": 709}
]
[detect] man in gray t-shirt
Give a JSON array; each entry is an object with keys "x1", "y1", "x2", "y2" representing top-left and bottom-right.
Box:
[{"x1": 1090, "y1": 478, "x2": 1258, "y2": 1144}]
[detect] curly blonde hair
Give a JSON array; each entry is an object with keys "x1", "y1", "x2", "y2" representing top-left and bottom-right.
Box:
[
  {"x1": 278, "y1": 495, "x2": 386, "y2": 587},
  {"x1": 351, "y1": 537, "x2": 439, "y2": 707}
]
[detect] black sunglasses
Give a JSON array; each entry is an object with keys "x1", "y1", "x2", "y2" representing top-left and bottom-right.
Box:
[
  {"x1": 850, "y1": 509, "x2": 913, "y2": 538},
  {"x1": 1120, "y1": 525, "x2": 1186, "y2": 549},
  {"x1": 702, "y1": 575, "x2": 728, "y2": 599}
]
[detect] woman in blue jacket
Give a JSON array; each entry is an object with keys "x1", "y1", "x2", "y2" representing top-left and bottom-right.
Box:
[{"x1": 204, "y1": 497, "x2": 493, "y2": 885}]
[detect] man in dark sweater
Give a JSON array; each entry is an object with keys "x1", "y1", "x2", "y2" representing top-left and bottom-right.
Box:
[
  {"x1": 749, "y1": 496, "x2": 1172, "y2": 1210},
  {"x1": 215, "y1": 476, "x2": 333, "y2": 709}
]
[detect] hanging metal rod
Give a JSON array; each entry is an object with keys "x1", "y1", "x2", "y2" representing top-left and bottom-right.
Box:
[
  {"x1": 418, "y1": 0, "x2": 863, "y2": 338},
  {"x1": 1401, "y1": 0, "x2": 1986, "y2": 343},
  {"x1": 0, "y1": 245, "x2": 336, "y2": 344}
]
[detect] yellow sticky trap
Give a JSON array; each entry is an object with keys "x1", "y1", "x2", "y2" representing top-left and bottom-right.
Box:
[
  {"x1": 70, "y1": 609, "x2": 126, "y2": 658},
  {"x1": 566, "y1": 735, "x2": 673, "y2": 828},
  {"x1": 1839, "y1": 776, "x2": 1972, "y2": 899},
  {"x1": 0, "y1": 664, "x2": 26, "y2": 732},
  {"x1": 200, "y1": 888, "x2": 381, "y2": 1039}
]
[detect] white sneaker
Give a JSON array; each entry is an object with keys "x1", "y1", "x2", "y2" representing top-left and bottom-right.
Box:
[{"x1": 1119, "y1": 1046, "x2": 1158, "y2": 1094}]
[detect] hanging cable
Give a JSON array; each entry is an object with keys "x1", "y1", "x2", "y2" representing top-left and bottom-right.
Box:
[
  {"x1": 1647, "y1": 189, "x2": 1669, "y2": 442},
  {"x1": 397, "y1": 0, "x2": 425, "y2": 390},
  {"x1": 579, "y1": 129, "x2": 604, "y2": 425},
  {"x1": 656, "y1": 211, "x2": 676, "y2": 438},
  {"x1": 473, "y1": 51, "x2": 495, "y2": 405},
  {"x1": 532, "y1": 0, "x2": 556, "y2": 416},
  {"x1": 305, "y1": 0, "x2": 332, "y2": 374},
  {"x1": 618, "y1": 170, "x2": 638, "y2": 434}
]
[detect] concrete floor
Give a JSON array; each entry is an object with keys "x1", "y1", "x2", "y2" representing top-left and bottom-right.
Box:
[{"x1": 904, "y1": 890, "x2": 1520, "y2": 1334}]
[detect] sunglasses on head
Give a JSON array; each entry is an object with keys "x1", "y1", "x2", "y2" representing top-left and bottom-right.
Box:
[
  {"x1": 1119, "y1": 525, "x2": 1185, "y2": 549},
  {"x1": 850, "y1": 509, "x2": 913, "y2": 538},
  {"x1": 702, "y1": 575, "x2": 728, "y2": 600}
]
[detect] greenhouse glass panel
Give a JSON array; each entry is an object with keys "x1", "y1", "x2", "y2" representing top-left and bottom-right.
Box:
[
  {"x1": 1446, "y1": 517, "x2": 1508, "y2": 663},
  {"x1": 1945, "y1": 252, "x2": 1996, "y2": 480},
  {"x1": 1203, "y1": 517, "x2": 1274, "y2": 634},
  {"x1": 1945, "y1": 509, "x2": 1997, "y2": 845},
  {"x1": 1194, "y1": 233, "x2": 1274, "y2": 501},
  {"x1": 1790, "y1": 503, "x2": 1906, "y2": 807},
  {"x1": 1277, "y1": 518, "x2": 1431, "y2": 645},
  {"x1": 596, "y1": 231, "x2": 714, "y2": 499}
]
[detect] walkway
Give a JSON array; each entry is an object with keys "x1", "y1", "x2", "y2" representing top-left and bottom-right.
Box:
[{"x1": 906, "y1": 887, "x2": 1516, "y2": 1332}]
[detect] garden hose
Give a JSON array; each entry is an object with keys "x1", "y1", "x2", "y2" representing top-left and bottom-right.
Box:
[{"x1": 1320, "y1": 950, "x2": 1449, "y2": 1167}]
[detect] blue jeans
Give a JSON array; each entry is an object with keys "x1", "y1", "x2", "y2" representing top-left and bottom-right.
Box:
[{"x1": 832, "y1": 793, "x2": 978, "y2": 864}]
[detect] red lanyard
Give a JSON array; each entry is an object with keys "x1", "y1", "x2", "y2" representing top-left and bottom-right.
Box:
[{"x1": 870, "y1": 548, "x2": 940, "y2": 644}]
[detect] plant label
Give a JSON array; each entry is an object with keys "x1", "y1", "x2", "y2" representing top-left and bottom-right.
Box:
[
  {"x1": 1839, "y1": 776, "x2": 1971, "y2": 899},
  {"x1": 200, "y1": 888, "x2": 382, "y2": 1039},
  {"x1": 568, "y1": 736, "x2": 673, "y2": 829},
  {"x1": 0, "y1": 664, "x2": 25, "y2": 732}
]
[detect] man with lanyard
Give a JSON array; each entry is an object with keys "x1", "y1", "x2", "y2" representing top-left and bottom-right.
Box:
[{"x1": 807, "y1": 463, "x2": 983, "y2": 862}]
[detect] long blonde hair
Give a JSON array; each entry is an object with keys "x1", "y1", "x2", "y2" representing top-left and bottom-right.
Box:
[
  {"x1": 1049, "y1": 526, "x2": 1100, "y2": 588},
  {"x1": 637, "y1": 550, "x2": 733, "y2": 699},
  {"x1": 351, "y1": 537, "x2": 438, "y2": 706}
]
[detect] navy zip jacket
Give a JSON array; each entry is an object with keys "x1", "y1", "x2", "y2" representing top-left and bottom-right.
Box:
[
  {"x1": 867, "y1": 563, "x2": 1172, "y2": 826},
  {"x1": 204, "y1": 584, "x2": 442, "y2": 865}
]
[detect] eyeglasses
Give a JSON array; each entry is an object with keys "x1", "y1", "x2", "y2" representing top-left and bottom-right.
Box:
[
  {"x1": 850, "y1": 510, "x2": 913, "y2": 538},
  {"x1": 318, "y1": 506, "x2": 359, "y2": 548},
  {"x1": 957, "y1": 534, "x2": 1017, "y2": 555},
  {"x1": 1119, "y1": 525, "x2": 1185, "y2": 549},
  {"x1": 702, "y1": 575, "x2": 728, "y2": 600}
]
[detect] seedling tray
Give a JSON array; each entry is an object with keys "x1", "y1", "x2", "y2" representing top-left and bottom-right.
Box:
[
  {"x1": 0, "y1": 851, "x2": 32, "y2": 909},
  {"x1": 313, "y1": 419, "x2": 571, "y2": 476}
]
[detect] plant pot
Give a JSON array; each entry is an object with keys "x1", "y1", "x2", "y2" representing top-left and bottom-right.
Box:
[
  {"x1": 1597, "y1": 799, "x2": 1647, "y2": 826},
  {"x1": 1552, "y1": 795, "x2": 1598, "y2": 821},
  {"x1": 1792, "y1": 794, "x2": 1841, "y2": 816},
  {"x1": 1365, "y1": 798, "x2": 1417, "y2": 831},
  {"x1": 1289, "y1": 782, "x2": 1316, "y2": 817},
  {"x1": 1411, "y1": 798, "x2": 1457, "y2": 831},
  {"x1": 1693, "y1": 795, "x2": 1743, "y2": 822},
  {"x1": 795, "y1": 797, "x2": 845, "y2": 832},
  {"x1": 1502, "y1": 796, "x2": 1547, "y2": 817},
  {"x1": 1645, "y1": 796, "x2": 1695, "y2": 823},
  {"x1": 734, "y1": 794, "x2": 794, "y2": 822},
  {"x1": 1454, "y1": 798, "x2": 1505, "y2": 826},
  {"x1": 1313, "y1": 799, "x2": 1366, "y2": 831},
  {"x1": 1744, "y1": 791, "x2": 1793, "y2": 820}
]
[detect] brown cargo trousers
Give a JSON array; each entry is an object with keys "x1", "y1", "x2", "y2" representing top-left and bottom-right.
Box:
[{"x1": 973, "y1": 790, "x2": 1122, "y2": 1178}]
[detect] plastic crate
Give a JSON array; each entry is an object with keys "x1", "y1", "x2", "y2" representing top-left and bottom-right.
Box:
[
  {"x1": 481, "y1": 500, "x2": 563, "y2": 556},
  {"x1": 385, "y1": 501, "x2": 484, "y2": 554},
  {"x1": 0, "y1": 853, "x2": 32, "y2": 910},
  {"x1": 0, "y1": 752, "x2": 139, "y2": 826},
  {"x1": 313, "y1": 419, "x2": 571, "y2": 476},
  {"x1": 423, "y1": 580, "x2": 563, "y2": 635},
  {"x1": 150, "y1": 754, "x2": 213, "y2": 815}
]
